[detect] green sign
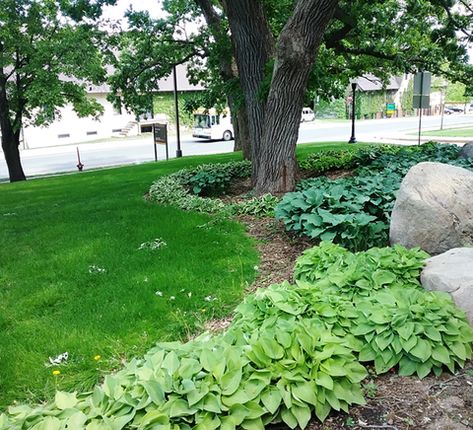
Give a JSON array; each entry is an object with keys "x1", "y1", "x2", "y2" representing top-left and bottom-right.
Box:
[{"x1": 386, "y1": 103, "x2": 396, "y2": 113}]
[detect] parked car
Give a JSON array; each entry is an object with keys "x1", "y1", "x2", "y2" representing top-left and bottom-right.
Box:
[
  {"x1": 445, "y1": 105, "x2": 464, "y2": 114},
  {"x1": 301, "y1": 107, "x2": 315, "y2": 122}
]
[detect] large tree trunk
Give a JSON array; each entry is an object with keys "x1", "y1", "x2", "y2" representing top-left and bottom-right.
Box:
[
  {"x1": 255, "y1": 0, "x2": 339, "y2": 194},
  {"x1": 222, "y1": 0, "x2": 274, "y2": 180},
  {"x1": 225, "y1": 0, "x2": 338, "y2": 194},
  {"x1": 229, "y1": 100, "x2": 251, "y2": 160}
]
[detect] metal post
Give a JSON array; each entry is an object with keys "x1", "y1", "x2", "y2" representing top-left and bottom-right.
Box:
[
  {"x1": 418, "y1": 72, "x2": 424, "y2": 146},
  {"x1": 440, "y1": 83, "x2": 446, "y2": 131},
  {"x1": 173, "y1": 64, "x2": 182, "y2": 158},
  {"x1": 348, "y1": 82, "x2": 357, "y2": 144}
]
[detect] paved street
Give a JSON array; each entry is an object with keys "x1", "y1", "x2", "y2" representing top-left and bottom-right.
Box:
[{"x1": 1, "y1": 114, "x2": 472, "y2": 180}]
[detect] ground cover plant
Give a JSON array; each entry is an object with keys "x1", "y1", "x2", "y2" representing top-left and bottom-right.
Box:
[
  {"x1": 276, "y1": 143, "x2": 473, "y2": 251},
  {"x1": 1, "y1": 242, "x2": 471, "y2": 430},
  {"x1": 0, "y1": 153, "x2": 260, "y2": 408}
]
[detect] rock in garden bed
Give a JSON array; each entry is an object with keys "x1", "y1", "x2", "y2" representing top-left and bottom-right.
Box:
[
  {"x1": 460, "y1": 142, "x2": 473, "y2": 159},
  {"x1": 421, "y1": 247, "x2": 473, "y2": 326},
  {"x1": 389, "y1": 162, "x2": 473, "y2": 255}
]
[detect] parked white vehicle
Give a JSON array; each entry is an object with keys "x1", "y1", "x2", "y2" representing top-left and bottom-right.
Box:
[
  {"x1": 301, "y1": 107, "x2": 315, "y2": 122},
  {"x1": 192, "y1": 108, "x2": 234, "y2": 141}
]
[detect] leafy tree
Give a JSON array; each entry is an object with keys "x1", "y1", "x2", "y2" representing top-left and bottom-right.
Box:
[
  {"x1": 222, "y1": 0, "x2": 473, "y2": 193},
  {"x1": 0, "y1": 0, "x2": 115, "y2": 182},
  {"x1": 108, "y1": 0, "x2": 252, "y2": 159},
  {"x1": 109, "y1": 0, "x2": 472, "y2": 193}
]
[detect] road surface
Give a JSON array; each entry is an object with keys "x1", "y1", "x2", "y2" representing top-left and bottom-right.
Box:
[{"x1": 1, "y1": 114, "x2": 472, "y2": 180}]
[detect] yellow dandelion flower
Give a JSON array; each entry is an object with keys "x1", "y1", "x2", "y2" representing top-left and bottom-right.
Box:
[
  {"x1": 52, "y1": 370, "x2": 61, "y2": 376},
  {"x1": 94, "y1": 355, "x2": 101, "y2": 361}
]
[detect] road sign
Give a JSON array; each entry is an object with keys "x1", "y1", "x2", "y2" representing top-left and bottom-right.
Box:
[
  {"x1": 413, "y1": 72, "x2": 432, "y2": 145},
  {"x1": 386, "y1": 103, "x2": 396, "y2": 115},
  {"x1": 153, "y1": 123, "x2": 167, "y2": 145},
  {"x1": 413, "y1": 72, "x2": 431, "y2": 109},
  {"x1": 153, "y1": 123, "x2": 169, "y2": 161}
]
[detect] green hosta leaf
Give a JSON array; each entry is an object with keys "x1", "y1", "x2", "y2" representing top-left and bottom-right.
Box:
[
  {"x1": 432, "y1": 345, "x2": 451, "y2": 364},
  {"x1": 410, "y1": 338, "x2": 432, "y2": 363},
  {"x1": 291, "y1": 404, "x2": 312, "y2": 429},
  {"x1": 292, "y1": 382, "x2": 317, "y2": 406},
  {"x1": 398, "y1": 357, "x2": 418, "y2": 376},
  {"x1": 416, "y1": 361, "x2": 432, "y2": 379},
  {"x1": 281, "y1": 408, "x2": 298, "y2": 429},
  {"x1": 449, "y1": 341, "x2": 468, "y2": 360},
  {"x1": 261, "y1": 388, "x2": 282, "y2": 415},
  {"x1": 358, "y1": 344, "x2": 377, "y2": 362},
  {"x1": 221, "y1": 368, "x2": 243, "y2": 396},
  {"x1": 55, "y1": 392, "x2": 78, "y2": 410},
  {"x1": 315, "y1": 372, "x2": 334, "y2": 390}
]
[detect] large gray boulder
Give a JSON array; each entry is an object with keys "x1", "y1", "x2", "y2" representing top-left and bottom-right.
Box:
[
  {"x1": 390, "y1": 162, "x2": 473, "y2": 255},
  {"x1": 421, "y1": 248, "x2": 473, "y2": 325},
  {"x1": 459, "y1": 142, "x2": 473, "y2": 159}
]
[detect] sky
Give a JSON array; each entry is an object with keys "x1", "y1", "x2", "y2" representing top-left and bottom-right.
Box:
[{"x1": 102, "y1": 0, "x2": 163, "y2": 22}]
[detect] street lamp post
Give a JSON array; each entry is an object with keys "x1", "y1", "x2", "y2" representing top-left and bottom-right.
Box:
[
  {"x1": 173, "y1": 64, "x2": 183, "y2": 158},
  {"x1": 349, "y1": 82, "x2": 357, "y2": 144}
]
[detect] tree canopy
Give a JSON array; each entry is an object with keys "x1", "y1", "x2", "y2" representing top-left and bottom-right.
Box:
[{"x1": 0, "y1": 0, "x2": 115, "y2": 182}]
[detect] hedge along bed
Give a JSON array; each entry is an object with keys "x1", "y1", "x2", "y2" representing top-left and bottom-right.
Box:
[{"x1": 2, "y1": 145, "x2": 472, "y2": 430}]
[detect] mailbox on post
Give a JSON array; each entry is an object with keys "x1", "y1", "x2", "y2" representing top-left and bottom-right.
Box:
[{"x1": 153, "y1": 123, "x2": 169, "y2": 161}]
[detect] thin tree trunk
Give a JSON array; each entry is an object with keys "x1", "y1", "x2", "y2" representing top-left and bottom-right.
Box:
[
  {"x1": 0, "y1": 73, "x2": 26, "y2": 182},
  {"x1": 194, "y1": 0, "x2": 252, "y2": 160},
  {"x1": 1, "y1": 130, "x2": 26, "y2": 182}
]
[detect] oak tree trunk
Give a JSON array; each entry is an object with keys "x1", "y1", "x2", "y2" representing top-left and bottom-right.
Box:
[
  {"x1": 225, "y1": 0, "x2": 338, "y2": 194},
  {"x1": 255, "y1": 0, "x2": 338, "y2": 194},
  {"x1": 222, "y1": 0, "x2": 274, "y2": 180}
]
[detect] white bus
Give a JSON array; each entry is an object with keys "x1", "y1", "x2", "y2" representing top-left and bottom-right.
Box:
[{"x1": 192, "y1": 108, "x2": 234, "y2": 141}]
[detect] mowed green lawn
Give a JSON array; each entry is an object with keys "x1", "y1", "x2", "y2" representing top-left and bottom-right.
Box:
[
  {"x1": 0, "y1": 142, "x2": 362, "y2": 408},
  {"x1": 421, "y1": 126, "x2": 473, "y2": 138}
]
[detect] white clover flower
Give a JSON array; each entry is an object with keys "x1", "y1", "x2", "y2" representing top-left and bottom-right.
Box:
[
  {"x1": 170, "y1": 296, "x2": 176, "y2": 301},
  {"x1": 155, "y1": 291, "x2": 163, "y2": 297},
  {"x1": 204, "y1": 295, "x2": 217, "y2": 302},
  {"x1": 89, "y1": 265, "x2": 106, "y2": 274},
  {"x1": 188, "y1": 292, "x2": 192, "y2": 298}
]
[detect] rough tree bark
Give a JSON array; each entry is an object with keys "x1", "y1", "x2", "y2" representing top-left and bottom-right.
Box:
[
  {"x1": 221, "y1": 0, "x2": 274, "y2": 178},
  {"x1": 194, "y1": 0, "x2": 252, "y2": 160},
  {"x1": 0, "y1": 71, "x2": 26, "y2": 182},
  {"x1": 224, "y1": 0, "x2": 339, "y2": 194}
]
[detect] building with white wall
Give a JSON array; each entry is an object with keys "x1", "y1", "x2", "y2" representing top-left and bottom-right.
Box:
[{"x1": 22, "y1": 64, "x2": 204, "y2": 149}]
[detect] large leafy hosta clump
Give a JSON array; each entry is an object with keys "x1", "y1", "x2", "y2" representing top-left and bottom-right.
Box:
[
  {"x1": 1, "y1": 244, "x2": 471, "y2": 430},
  {"x1": 276, "y1": 143, "x2": 473, "y2": 251}
]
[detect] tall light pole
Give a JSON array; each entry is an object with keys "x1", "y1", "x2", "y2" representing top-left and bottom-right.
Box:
[
  {"x1": 173, "y1": 64, "x2": 182, "y2": 158},
  {"x1": 348, "y1": 81, "x2": 357, "y2": 144}
]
